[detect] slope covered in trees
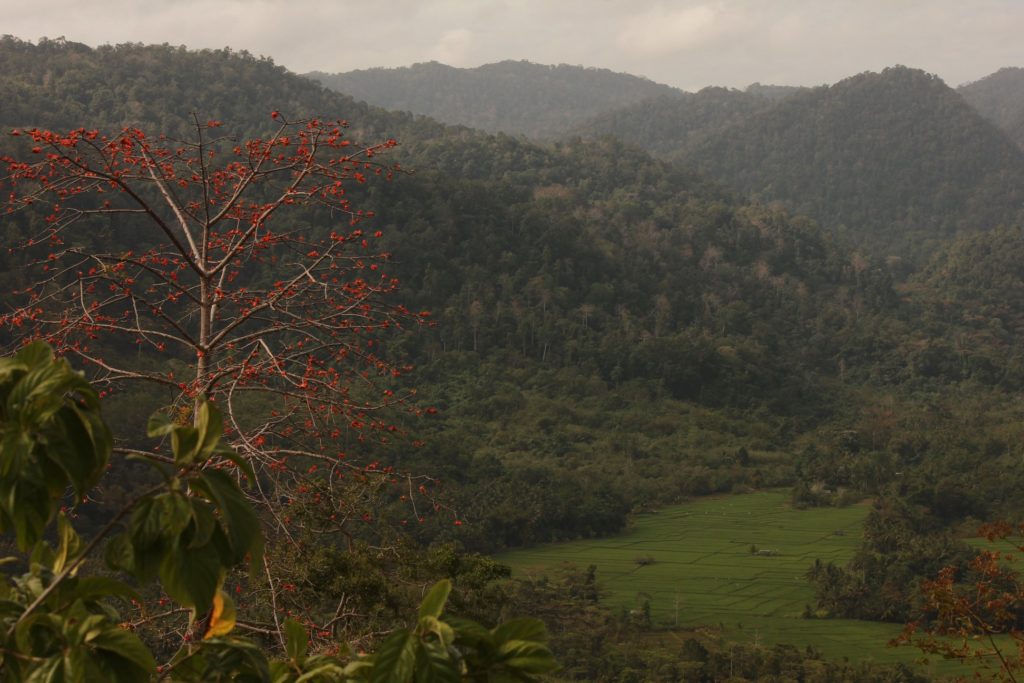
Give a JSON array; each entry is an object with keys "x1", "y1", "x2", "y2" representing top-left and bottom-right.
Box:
[
  {"x1": 6, "y1": 37, "x2": 1024, "y2": 544},
  {"x1": 307, "y1": 60, "x2": 679, "y2": 138},
  {"x1": 0, "y1": 36, "x2": 903, "y2": 544},
  {"x1": 958, "y1": 66, "x2": 1024, "y2": 148},
  {"x1": 6, "y1": 37, "x2": 1024, "y2": 678},
  {"x1": 565, "y1": 67, "x2": 1024, "y2": 261},
  {"x1": 569, "y1": 86, "x2": 776, "y2": 156},
  {"x1": 672, "y1": 67, "x2": 1024, "y2": 258}
]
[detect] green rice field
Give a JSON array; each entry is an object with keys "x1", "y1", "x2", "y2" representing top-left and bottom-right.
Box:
[{"x1": 498, "y1": 491, "x2": 963, "y2": 676}]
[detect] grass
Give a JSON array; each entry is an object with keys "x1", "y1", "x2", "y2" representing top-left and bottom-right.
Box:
[{"x1": 498, "y1": 491, "x2": 965, "y2": 677}]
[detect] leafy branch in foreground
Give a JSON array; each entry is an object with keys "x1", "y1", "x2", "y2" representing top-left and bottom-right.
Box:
[{"x1": 0, "y1": 343, "x2": 556, "y2": 681}]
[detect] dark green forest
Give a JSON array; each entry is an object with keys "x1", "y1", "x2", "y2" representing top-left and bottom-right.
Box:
[
  {"x1": 563, "y1": 68, "x2": 1024, "y2": 261},
  {"x1": 307, "y1": 60, "x2": 678, "y2": 139},
  {"x1": 3, "y1": 36, "x2": 1024, "y2": 680}
]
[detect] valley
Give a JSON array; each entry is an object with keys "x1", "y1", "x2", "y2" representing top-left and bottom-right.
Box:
[
  {"x1": 1, "y1": 30, "x2": 1024, "y2": 681},
  {"x1": 500, "y1": 492, "x2": 964, "y2": 674}
]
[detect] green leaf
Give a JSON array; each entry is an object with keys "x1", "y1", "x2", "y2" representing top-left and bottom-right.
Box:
[
  {"x1": 189, "y1": 498, "x2": 217, "y2": 549},
  {"x1": 194, "y1": 399, "x2": 224, "y2": 461},
  {"x1": 92, "y1": 650, "x2": 152, "y2": 683},
  {"x1": 496, "y1": 640, "x2": 558, "y2": 674},
  {"x1": 104, "y1": 532, "x2": 162, "y2": 583},
  {"x1": 71, "y1": 613, "x2": 108, "y2": 645},
  {"x1": 63, "y1": 576, "x2": 141, "y2": 605},
  {"x1": 23, "y1": 655, "x2": 62, "y2": 683},
  {"x1": 146, "y1": 410, "x2": 176, "y2": 437},
  {"x1": 417, "y1": 579, "x2": 451, "y2": 620},
  {"x1": 15, "y1": 612, "x2": 63, "y2": 653},
  {"x1": 64, "y1": 647, "x2": 89, "y2": 683},
  {"x1": 0, "y1": 356, "x2": 28, "y2": 384},
  {"x1": 89, "y1": 626, "x2": 157, "y2": 676},
  {"x1": 413, "y1": 641, "x2": 460, "y2": 683},
  {"x1": 41, "y1": 404, "x2": 108, "y2": 502},
  {"x1": 343, "y1": 659, "x2": 374, "y2": 678},
  {"x1": 171, "y1": 425, "x2": 200, "y2": 466},
  {"x1": 158, "y1": 492, "x2": 193, "y2": 538},
  {"x1": 103, "y1": 533, "x2": 134, "y2": 574},
  {"x1": 29, "y1": 540, "x2": 56, "y2": 571},
  {"x1": 7, "y1": 477, "x2": 52, "y2": 551},
  {"x1": 54, "y1": 511, "x2": 84, "y2": 574},
  {"x1": 268, "y1": 660, "x2": 292, "y2": 683},
  {"x1": 418, "y1": 616, "x2": 455, "y2": 650},
  {"x1": 14, "y1": 341, "x2": 54, "y2": 368},
  {"x1": 129, "y1": 496, "x2": 164, "y2": 550},
  {"x1": 370, "y1": 630, "x2": 417, "y2": 683},
  {"x1": 444, "y1": 616, "x2": 494, "y2": 649},
  {"x1": 194, "y1": 636, "x2": 271, "y2": 682},
  {"x1": 284, "y1": 618, "x2": 308, "y2": 663},
  {"x1": 195, "y1": 470, "x2": 262, "y2": 565},
  {"x1": 212, "y1": 444, "x2": 256, "y2": 482},
  {"x1": 8, "y1": 358, "x2": 88, "y2": 426},
  {"x1": 294, "y1": 663, "x2": 348, "y2": 682},
  {"x1": 491, "y1": 618, "x2": 547, "y2": 645},
  {"x1": 159, "y1": 539, "x2": 221, "y2": 614}
]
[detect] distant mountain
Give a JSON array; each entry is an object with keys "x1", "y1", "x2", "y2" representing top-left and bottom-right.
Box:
[
  {"x1": 744, "y1": 83, "x2": 808, "y2": 100},
  {"x1": 958, "y1": 67, "x2": 1024, "y2": 148},
  {"x1": 570, "y1": 87, "x2": 775, "y2": 155},
  {"x1": 306, "y1": 60, "x2": 679, "y2": 138},
  {"x1": 672, "y1": 67, "x2": 1024, "y2": 257}
]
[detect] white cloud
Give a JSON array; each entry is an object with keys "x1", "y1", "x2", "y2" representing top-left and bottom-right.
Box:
[
  {"x1": 615, "y1": 3, "x2": 727, "y2": 57},
  {"x1": 0, "y1": 0, "x2": 1020, "y2": 89},
  {"x1": 431, "y1": 28, "x2": 474, "y2": 66}
]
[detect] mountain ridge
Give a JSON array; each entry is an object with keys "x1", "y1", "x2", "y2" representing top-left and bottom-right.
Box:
[
  {"x1": 958, "y1": 66, "x2": 1024, "y2": 148},
  {"x1": 669, "y1": 66, "x2": 1024, "y2": 257},
  {"x1": 307, "y1": 59, "x2": 680, "y2": 138}
]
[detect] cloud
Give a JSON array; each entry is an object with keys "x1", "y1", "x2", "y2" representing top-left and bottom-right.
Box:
[
  {"x1": 615, "y1": 3, "x2": 728, "y2": 57},
  {"x1": 1, "y1": 0, "x2": 1020, "y2": 90},
  {"x1": 431, "y1": 28, "x2": 474, "y2": 66}
]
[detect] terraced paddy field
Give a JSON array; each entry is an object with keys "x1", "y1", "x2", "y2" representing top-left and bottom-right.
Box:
[{"x1": 498, "y1": 491, "x2": 964, "y2": 677}]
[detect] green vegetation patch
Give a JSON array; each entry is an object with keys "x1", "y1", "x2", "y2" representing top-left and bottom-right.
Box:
[{"x1": 499, "y1": 492, "x2": 956, "y2": 675}]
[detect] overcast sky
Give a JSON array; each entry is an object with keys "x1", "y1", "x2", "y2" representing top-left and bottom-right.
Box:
[{"x1": 4, "y1": 0, "x2": 1022, "y2": 91}]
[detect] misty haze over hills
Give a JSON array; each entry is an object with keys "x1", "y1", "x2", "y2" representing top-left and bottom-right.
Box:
[
  {"x1": 958, "y1": 66, "x2": 1024, "y2": 148},
  {"x1": 307, "y1": 59, "x2": 1024, "y2": 149}
]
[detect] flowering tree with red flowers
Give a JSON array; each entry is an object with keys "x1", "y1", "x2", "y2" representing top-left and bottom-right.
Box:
[
  {"x1": 0, "y1": 114, "x2": 439, "y2": 646},
  {"x1": 895, "y1": 522, "x2": 1024, "y2": 682}
]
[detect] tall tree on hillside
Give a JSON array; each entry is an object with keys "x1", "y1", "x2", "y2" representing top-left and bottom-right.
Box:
[{"x1": 0, "y1": 114, "x2": 437, "y2": 644}]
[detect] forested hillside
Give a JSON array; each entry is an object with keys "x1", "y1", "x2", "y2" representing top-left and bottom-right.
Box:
[
  {"x1": 958, "y1": 66, "x2": 1024, "y2": 148},
  {"x1": 309, "y1": 58, "x2": 1024, "y2": 263},
  {"x1": 0, "y1": 36, "x2": 903, "y2": 545},
  {"x1": 667, "y1": 68, "x2": 1024, "y2": 258},
  {"x1": 307, "y1": 60, "x2": 678, "y2": 138},
  {"x1": 5, "y1": 36, "x2": 1024, "y2": 680},
  {"x1": 569, "y1": 87, "x2": 774, "y2": 154},
  {"x1": 4, "y1": 37, "x2": 1024, "y2": 540}
]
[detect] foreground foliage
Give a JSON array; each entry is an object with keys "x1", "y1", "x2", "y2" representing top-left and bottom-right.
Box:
[
  {"x1": 0, "y1": 343, "x2": 556, "y2": 681},
  {"x1": 896, "y1": 523, "x2": 1024, "y2": 682}
]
